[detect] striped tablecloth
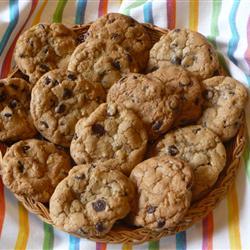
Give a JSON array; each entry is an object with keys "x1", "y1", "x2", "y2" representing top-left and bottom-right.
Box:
[{"x1": 0, "y1": 1, "x2": 250, "y2": 249}]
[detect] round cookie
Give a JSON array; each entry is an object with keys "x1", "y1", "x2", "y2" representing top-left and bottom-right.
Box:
[
  {"x1": 68, "y1": 40, "x2": 139, "y2": 90},
  {"x1": 0, "y1": 139, "x2": 72, "y2": 203},
  {"x1": 198, "y1": 76, "x2": 248, "y2": 141},
  {"x1": 70, "y1": 103, "x2": 148, "y2": 175},
  {"x1": 85, "y1": 13, "x2": 152, "y2": 70},
  {"x1": 148, "y1": 65, "x2": 203, "y2": 126},
  {"x1": 50, "y1": 163, "x2": 135, "y2": 236},
  {"x1": 150, "y1": 125, "x2": 226, "y2": 200},
  {"x1": 30, "y1": 69, "x2": 105, "y2": 147},
  {"x1": 129, "y1": 156, "x2": 193, "y2": 230},
  {"x1": 0, "y1": 78, "x2": 37, "y2": 142},
  {"x1": 147, "y1": 28, "x2": 220, "y2": 80},
  {"x1": 107, "y1": 73, "x2": 182, "y2": 140},
  {"x1": 14, "y1": 23, "x2": 77, "y2": 84}
]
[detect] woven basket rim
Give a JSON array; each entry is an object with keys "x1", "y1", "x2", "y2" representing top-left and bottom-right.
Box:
[{"x1": 5, "y1": 23, "x2": 247, "y2": 244}]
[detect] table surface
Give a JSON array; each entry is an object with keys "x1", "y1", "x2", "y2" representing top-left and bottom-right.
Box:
[{"x1": 0, "y1": 1, "x2": 250, "y2": 249}]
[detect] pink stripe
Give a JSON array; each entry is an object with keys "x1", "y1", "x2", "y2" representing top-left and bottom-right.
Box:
[
  {"x1": 202, "y1": 212, "x2": 213, "y2": 250},
  {"x1": 244, "y1": 16, "x2": 250, "y2": 71}
]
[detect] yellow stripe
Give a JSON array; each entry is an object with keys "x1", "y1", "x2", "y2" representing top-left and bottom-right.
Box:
[
  {"x1": 32, "y1": 0, "x2": 48, "y2": 26},
  {"x1": 227, "y1": 182, "x2": 242, "y2": 250},
  {"x1": 189, "y1": 0, "x2": 199, "y2": 31},
  {"x1": 14, "y1": 203, "x2": 29, "y2": 250},
  {"x1": 122, "y1": 243, "x2": 132, "y2": 250}
]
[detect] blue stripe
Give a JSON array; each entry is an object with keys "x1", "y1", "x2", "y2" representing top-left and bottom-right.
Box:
[
  {"x1": 227, "y1": 0, "x2": 240, "y2": 65},
  {"x1": 143, "y1": 1, "x2": 154, "y2": 24},
  {"x1": 69, "y1": 235, "x2": 80, "y2": 250},
  {"x1": 0, "y1": 0, "x2": 19, "y2": 55},
  {"x1": 176, "y1": 231, "x2": 187, "y2": 250},
  {"x1": 75, "y1": 0, "x2": 87, "y2": 24}
]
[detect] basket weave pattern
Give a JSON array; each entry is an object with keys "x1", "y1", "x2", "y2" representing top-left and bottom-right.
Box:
[{"x1": 10, "y1": 24, "x2": 246, "y2": 244}]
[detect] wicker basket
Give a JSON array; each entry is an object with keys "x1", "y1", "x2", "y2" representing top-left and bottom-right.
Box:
[{"x1": 8, "y1": 23, "x2": 246, "y2": 244}]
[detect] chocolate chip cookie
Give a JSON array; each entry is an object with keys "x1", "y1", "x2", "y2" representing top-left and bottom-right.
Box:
[
  {"x1": 107, "y1": 73, "x2": 182, "y2": 140},
  {"x1": 70, "y1": 103, "x2": 148, "y2": 175},
  {"x1": 30, "y1": 69, "x2": 105, "y2": 147},
  {"x1": 0, "y1": 78, "x2": 37, "y2": 142},
  {"x1": 148, "y1": 65, "x2": 203, "y2": 126},
  {"x1": 68, "y1": 40, "x2": 139, "y2": 90},
  {"x1": 14, "y1": 23, "x2": 77, "y2": 84},
  {"x1": 147, "y1": 28, "x2": 220, "y2": 80},
  {"x1": 0, "y1": 139, "x2": 72, "y2": 203},
  {"x1": 85, "y1": 13, "x2": 152, "y2": 70},
  {"x1": 198, "y1": 76, "x2": 248, "y2": 141},
  {"x1": 129, "y1": 155, "x2": 193, "y2": 230},
  {"x1": 50, "y1": 163, "x2": 135, "y2": 236},
  {"x1": 151, "y1": 125, "x2": 226, "y2": 200}
]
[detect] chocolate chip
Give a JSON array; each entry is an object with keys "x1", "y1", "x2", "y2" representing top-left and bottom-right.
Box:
[
  {"x1": 67, "y1": 73, "x2": 77, "y2": 81},
  {"x1": 41, "y1": 121, "x2": 49, "y2": 128},
  {"x1": 168, "y1": 145, "x2": 179, "y2": 156},
  {"x1": 112, "y1": 60, "x2": 121, "y2": 70},
  {"x1": 77, "y1": 32, "x2": 89, "y2": 43},
  {"x1": 4, "y1": 113, "x2": 12, "y2": 118},
  {"x1": 19, "y1": 54, "x2": 25, "y2": 58},
  {"x1": 40, "y1": 64, "x2": 50, "y2": 72},
  {"x1": 9, "y1": 99, "x2": 18, "y2": 109},
  {"x1": 0, "y1": 91, "x2": 7, "y2": 101},
  {"x1": 73, "y1": 133, "x2": 78, "y2": 140},
  {"x1": 43, "y1": 47, "x2": 48, "y2": 54},
  {"x1": 53, "y1": 79, "x2": 59, "y2": 86},
  {"x1": 174, "y1": 28, "x2": 181, "y2": 32},
  {"x1": 229, "y1": 91, "x2": 235, "y2": 95},
  {"x1": 22, "y1": 145, "x2": 30, "y2": 153},
  {"x1": 17, "y1": 161, "x2": 24, "y2": 173},
  {"x1": 192, "y1": 127, "x2": 201, "y2": 134},
  {"x1": 157, "y1": 218, "x2": 166, "y2": 228},
  {"x1": 171, "y1": 56, "x2": 182, "y2": 65},
  {"x1": 111, "y1": 33, "x2": 120, "y2": 40},
  {"x1": 55, "y1": 104, "x2": 66, "y2": 113},
  {"x1": 10, "y1": 84, "x2": 19, "y2": 90},
  {"x1": 92, "y1": 199, "x2": 106, "y2": 212},
  {"x1": 74, "y1": 173, "x2": 85, "y2": 180},
  {"x1": 203, "y1": 89, "x2": 214, "y2": 100},
  {"x1": 92, "y1": 124, "x2": 105, "y2": 136},
  {"x1": 39, "y1": 23, "x2": 46, "y2": 29},
  {"x1": 62, "y1": 88, "x2": 72, "y2": 99},
  {"x1": 44, "y1": 76, "x2": 51, "y2": 85},
  {"x1": 133, "y1": 76, "x2": 138, "y2": 80},
  {"x1": 95, "y1": 222, "x2": 105, "y2": 232},
  {"x1": 152, "y1": 120, "x2": 163, "y2": 131},
  {"x1": 108, "y1": 18, "x2": 115, "y2": 24},
  {"x1": 147, "y1": 205, "x2": 156, "y2": 214},
  {"x1": 150, "y1": 66, "x2": 159, "y2": 72},
  {"x1": 213, "y1": 69, "x2": 220, "y2": 76}
]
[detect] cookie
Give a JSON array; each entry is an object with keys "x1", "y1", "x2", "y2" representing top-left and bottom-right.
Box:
[
  {"x1": 30, "y1": 69, "x2": 105, "y2": 147},
  {"x1": 85, "y1": 13, "x2": 152, "y2": 70},
  {"x1": 0, "y1": 139, "x2": 72, "y2": 203},
  {"x1": 50, "y1": 163, "x2": 135, "y2": 236},
  {"x1": 129, "y1": 155, "x2": 193, "y2": 230},
  {"x1": 0, "y1": 78, "x2": 37, "y2": 142},
  {"x1": 107, "y1": 73, "x2": 182, "y2": 140},
  {"x1": 198, "y1": 76, "x2": 248, "y2": 141},
  {"x1": 70, "y1": 103, "x2": 148, "y2": 175},
  {"x1": 147, "y1": 28, "x2": 220, "y2": 80},
  {"x1": 68, "y1": 40, "x2": 139, "y2": 90},
  {"x1": 150, "y1": 125, "x2": 226, "y2": 200},
  {"x1": 14, "y1": 23, "x2": 77, "y2": 84},
  {"x1": 148, "y1": 65, "x2": 203, "y2": 126}
]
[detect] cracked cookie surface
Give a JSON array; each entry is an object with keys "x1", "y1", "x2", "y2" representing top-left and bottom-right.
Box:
[
  {"x1": 30, "y1": 69, "x2": 105, "y2": 147},
  {"x1": 0, "y1": 139, "x2": 72, "y2": 203},
  {"x1": 148, "y1": 65, "x2": 203, "y2": 127},
  {"x1": 147, "y1": 28, "x2": 220, "y2": 80},
  {"x1": 151, "y1": 125, "x2": 226, "y2": 200},
  {"x1": 0, "y1": 78, "x2": 37, "y2": 142},
  {"x1": 85, "y1": 13, "x2": 152, "y2": 70},
  {"x1": 50, "y1": 163, "x2": 135, "y2": 236},
  {"x1": 129, "y1": 155, "x2": 193, "y2": 230},
  {"x1": 70, "y1": 103, "x2": 148, "y2": 175},
  {"x1": 198, "y1": 76, "x2": 248, "y2": 141},
  {"x1": 14, "y1": 23, "x2": 77, "y2": 84},
  {"x1": 68, "y1": 40, "x2": 139, "y2": 90},
  {"x1": 107, "y1": 73, "x2": 182, "y2": 140}
]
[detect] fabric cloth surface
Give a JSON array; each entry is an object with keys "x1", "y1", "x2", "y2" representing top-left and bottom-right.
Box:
[{"x1": 0, "y1": 0, "x2": 250, "y2": 249}]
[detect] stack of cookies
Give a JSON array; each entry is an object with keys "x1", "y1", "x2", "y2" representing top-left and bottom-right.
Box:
[{"x1": 0, "y1": 13, "x2": 248, "y2": 237}]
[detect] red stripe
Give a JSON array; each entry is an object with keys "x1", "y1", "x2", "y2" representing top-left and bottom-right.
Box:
[
  {"x1": 0, "y1": 178, "x2": 5, "y2": 237},
  {"x1": 244, "y1": 16, "x2": 250, "y2": 70},
  {"x1": 202, "y1": 212, "x2": 214, "y2": 250},
  {"x1": 98, "y1": 0, "x2": 108, "y2": 18},
  {"x1": 0, "y1": 0, "x2": 39, "y2": 78},
  {"x1": 96, "y1": 242, "x2": 107, "y2": 250},
  {"x1": 167, "y1": 0, "x2": 176, "y2": 29}
]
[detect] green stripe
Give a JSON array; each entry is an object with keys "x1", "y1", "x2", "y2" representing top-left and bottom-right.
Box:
[
  {"x1": 43, "y1": 223, "x2": 54, "y2": 250},
  {"x1": 121, "y1": 0, "x2": 147, "y2": 16},
  {"x1": 53, "y1": 0, "x2": 68, "y2": 23},
  {"x1": 148, "y1": 240, "x2": 159, "y2": 250}
]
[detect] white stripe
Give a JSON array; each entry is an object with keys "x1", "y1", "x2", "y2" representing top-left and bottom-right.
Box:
[
  {"x1": 152, "y1": 1, "x2": 167, "y2": 28},
  {"x1": 84, "y1": 1, "x2": 100, "y2": 23},
  {"x1": 186, "y1": 221, "x2": 202, "y2": 250}
]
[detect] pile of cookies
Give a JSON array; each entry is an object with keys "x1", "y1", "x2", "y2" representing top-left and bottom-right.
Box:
[{"x1": 0, "y1": 13, "x2": 248, "y2": 237}]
